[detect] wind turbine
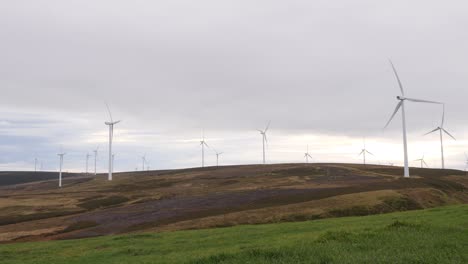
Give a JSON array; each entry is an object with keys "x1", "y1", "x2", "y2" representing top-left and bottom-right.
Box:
[
  {"x1": 86, "y1": 152, "x2": 91, "y2": 174},
  {"x1": 215, "y1": 150, "x2": 223, "y2": 167},
  {"x1": 93, "y1": 146, "x2": 99, "y2": 175},
  {"x1": 424, "y1": 105, "x2": 456, "y2": 169},
  {"x1": 141, "y1": 154, "x2": 146, "y2": 171},
  {"x1": 200, "y1": 130, "x2": 209, "y2": 167},
  {"x1": 358, "y1": 139, "x2": 374, "y2": 165},
  {"x1": 257, "y1": 121, "x2": 270, "y2": 164},
  {"x1": 105, "y1": 104, "x2": 121, "y2": 181},
  {"x1": 384, "y1": 60, "x2": 442, "y2": 178},
  {"x1": 304, "y1": 145, "x2": 312, "y2": 163},
  {"x1": 34, "y1": 157, "x2": 38, "y2": 172},
  {"x1": 414, "y1": 154, "x2": 428, "y2": 168},
  {"x1": 57, "y1": 152, "x2": 66, "y2": 187}
]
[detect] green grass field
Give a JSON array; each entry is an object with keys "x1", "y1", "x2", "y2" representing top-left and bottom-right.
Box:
[{"x1": 0, "y1": 205, "x2": 466, "y2": 264}]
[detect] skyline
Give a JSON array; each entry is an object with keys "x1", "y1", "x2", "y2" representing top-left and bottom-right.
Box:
[{"x1": 1, "y1": 1, "x2": 468, "y2": 172}]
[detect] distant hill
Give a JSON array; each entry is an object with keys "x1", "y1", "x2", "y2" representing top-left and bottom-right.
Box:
[
  {"x1": 0, "y1": 163, "x2": 466, "y2": 244},
  {"x1": 0, "y1": 171, "x2": 86, "y2": 186}
]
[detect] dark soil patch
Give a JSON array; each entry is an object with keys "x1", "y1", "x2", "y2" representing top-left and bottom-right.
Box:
[{"x1": 77, "y1": 196, "x2": 130, "y2": 210}]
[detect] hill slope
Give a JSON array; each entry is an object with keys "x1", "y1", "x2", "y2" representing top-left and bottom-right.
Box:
[
  {"x1": 0, "y1": 163, "x2": 467, "y2": 243},
  {"x1": 0, "y1": 205, "x2": 467, "y2": 263}
]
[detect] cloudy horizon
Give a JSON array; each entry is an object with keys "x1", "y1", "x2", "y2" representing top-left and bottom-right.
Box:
[{"x1": 1, "y1": 1, "x2": 467, "y2": 172}]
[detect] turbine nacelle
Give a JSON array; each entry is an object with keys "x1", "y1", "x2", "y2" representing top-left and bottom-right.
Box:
[{"x1": 105, "y1": 120, "x2": 121, "y2": 125}]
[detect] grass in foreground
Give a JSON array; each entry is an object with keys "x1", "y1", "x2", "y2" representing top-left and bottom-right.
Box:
[{"x1": 0, "y1": 205, "x2": 467, "y2": 264}]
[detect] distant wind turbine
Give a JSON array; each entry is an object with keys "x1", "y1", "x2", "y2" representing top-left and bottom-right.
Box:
[
  {"x1": 200, "y1": 130, "x2": 209, "y2": 167},
  {"x1": 86, "y1": 152, "x2": 91, "y2": 175},
  {"x1": 257, "y1": 121, "x2": 270, "y2": 164},
  {"x1": 141, "y1": 154, "x2": 147, "y2": 171},
  {"x1": 105, "y1": 104, "x2": 121, "y2": 181},
  {"x1": 34, "y1": 157, "x2": 38, "y2": 172},
  {"x1": 57, "y1": 152, "x2": 66, "y2": 188},
  {"x1": 304, "y1": 145, "x2": 312, "y2": 163},
  {"x1": 215, "y1": 150, "x2": 223, "y2": 167},
  {"x1": 384, "y1": 60, "x2": 442, "y2": 178},
  {"x1": 93, "y1": 146, "x2": 99, "y2": 175},
  {"x1": 424, "y1": 105, "x2": 456, "y2": 169},
  {"x1": 414, "y1": 154, "x2": 428, "y2": 168},
  {"x1": 358, "y1": 139, "x2": 374, "y2": 165}
]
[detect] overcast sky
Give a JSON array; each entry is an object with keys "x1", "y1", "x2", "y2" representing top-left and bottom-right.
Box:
[{"x1": 1, "y1": 0, "x2": 468, "y2": 172}]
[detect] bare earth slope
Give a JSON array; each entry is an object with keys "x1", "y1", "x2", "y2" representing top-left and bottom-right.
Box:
[{"x1": 0, "y1": 163, "x2": 467, "y2": 243}]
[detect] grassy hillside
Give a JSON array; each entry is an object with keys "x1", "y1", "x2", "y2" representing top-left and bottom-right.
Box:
[
  {"x1": 0, "y1": 171, "x2": 85, "y2": 186},
  {"x1": 0, "y1": 204, "x2": 466, "y2": 264},
  {"x1": 0, "y1": 163, "x2": 467, "y2": 243}
]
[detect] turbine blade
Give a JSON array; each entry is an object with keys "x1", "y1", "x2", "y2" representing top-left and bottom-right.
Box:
[
  {"x1": 442, "y1": 128, "x2": 456, "y2": 140},
  {"x1": 389, "y1": 60, "x2": 405, "y2": 96},
  {"x1": 264, "y1": 120, "x2": 271, "y2": 132},
  {"x1": 366, "y1": 150, "x2": 375, "y2": 156},
  {"x1": 423, "y1": 160, "x2": 428, "y2": 167},
  {"x1": 358, "y1": 150, "x2": 364, "y2": 156},
  {"x1": 384, "y1": 101, "x2": 403, "y2": 129},
  {"x1": 424, "y1": 127, "x2": 440, "y2": 136},
  {"x1": 405, "y1": 97, "x2": 442, "y2": 104},
  {"x1": 105, "y1": 103, "x2": 114, "y2": 123}
]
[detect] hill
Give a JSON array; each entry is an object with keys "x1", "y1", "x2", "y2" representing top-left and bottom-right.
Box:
[
  {"x1": 0, "y1": 163, "x2": 467, "y2": 243},
  {"x1": 0, "y1": 204, "x2": 467, "y2": 263}
]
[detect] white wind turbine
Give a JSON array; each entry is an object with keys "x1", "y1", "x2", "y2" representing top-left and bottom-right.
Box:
[
  {"x1": 93, "y1": 146, "x2": 99, "y2": 175},
  {"x1": 414, "y1": 154, "x2": 428, "y2": 168},
  {"x1": 105, "y1": 104, "x2": 121, "y2": 181},
  {"x1": 384, "y1": 60, "x2": 442, "y2": 178},
  {"x1": 141, "y1": 154, "x2": 146, "y2": 171},
  {"x1": 215, "y1": 150, "x2": 223, "y2": 167},
  {"x1": 358, "y1": 139, "x2": 374, "y2": 165},
  {"x1": 424, "y1": 105, "x2": 456, "y2": 169},
  {"x1": 257, "y1": 121, "x2": 270, "y2": 164},
  {"x1": 86, "y1": 152, "x2": 91, "y2": 174},
  {"x1": 34, "y1": 157, "x2": 38, "y2": 172},
  {"x1": 57, "y1": 152, "x2": 66, "y2": 188},
  {"x1": 304, "y1": 145, "x2": 312, "y2": 163},
  {"x1": 200, "y1": 130, "x2": 209, "y2": 167}
]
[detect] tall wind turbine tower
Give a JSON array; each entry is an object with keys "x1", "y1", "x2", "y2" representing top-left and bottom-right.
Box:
[
  {"x1": 304, "y1": 145, "x2": 312, "y2": 163},
  {"x1": 34, "y1": 157, "x2": 38, "y2": 172},
  {"x1": 93, "y1": 146, "x2": 99, "y2": 175},
  {"x1": 57, "y1": 152, "x2": 66, "y2": 187},
  {"x1": 112, "y1": 153, "x2": 116, "y2": 173},
  {"x1": 257, "y1": 121, "x2": 270, "y2": 164},
  {"x1": 384, "y1": 60, "x2": 442, "y2": 178},
  {"x1": 424, "y1": 105, "x2": 456, "y2": 169},
  {"x1": 215, "y1": 151, "x2": 223, "y2": 167},
  {"x1": 86, "y1": 153, "x2": 91, "y2": 175},
  {"x1": 200, "y1": 130, "x2": 209, "y2": 167},
  {"x1": 105, "y1": 104, "x2": 121, "y2": 181},
  {"x1": 358, "y1": 139, "x2": 374, "y2": 165},
  {"x1": 141, "y1": 154, "x2": 146, "y2": 171}
]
